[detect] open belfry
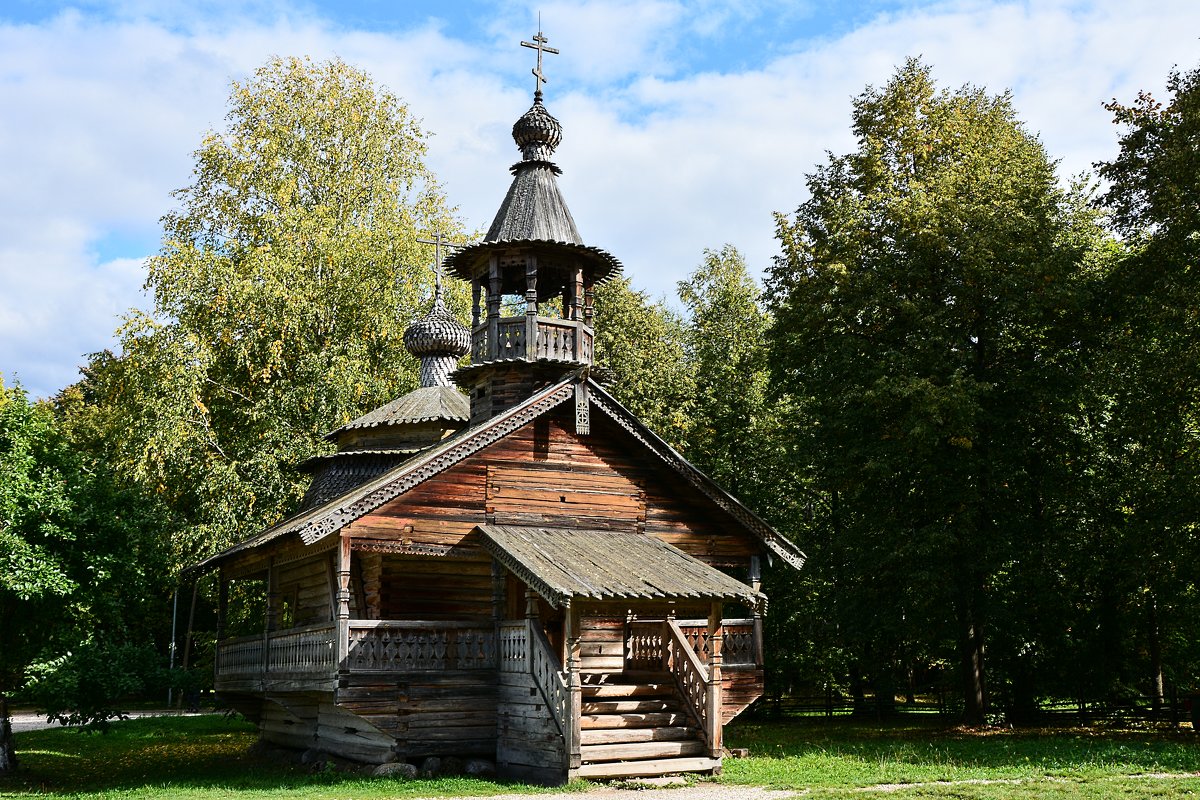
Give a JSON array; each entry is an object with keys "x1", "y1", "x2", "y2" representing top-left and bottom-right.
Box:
[{"x1": 195, "y1": 30, "x2": 805, "y2": 783}]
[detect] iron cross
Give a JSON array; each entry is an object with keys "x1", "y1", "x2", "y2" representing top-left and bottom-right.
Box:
[
  {"x1": 417, "y1": 232, "x2": 462, "y2": 292},
  {"x1": 521, "y1": 29, "x2": 559, "y2": 95}
]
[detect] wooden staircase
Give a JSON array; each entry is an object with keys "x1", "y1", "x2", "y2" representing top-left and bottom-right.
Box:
[{"x1": 575, "y1": 671, "x2": 719, "y2": 779}]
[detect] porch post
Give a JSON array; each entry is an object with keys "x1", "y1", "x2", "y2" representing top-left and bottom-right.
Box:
[
  {"x1": 750, "y1": 555, "x2": 764, "y2": 666},
  {"x1": 262, "y1": 559, "x2": 275, "y2": 676},
  {"x1": 565, "y1": 604, "x2": 582, "y2": 771},
  {"x1": 662, "y1": 604, "x2": 676, "y2": 672},
  {"x1": 215, "y1": 575, "x2": 229, "y2": 677},
  {"x1": 336, "y1": 536, "x2": 352, "y2": 673},
  {"x1": 707, "y1": 601, "x2": 723, "y2": 758}
]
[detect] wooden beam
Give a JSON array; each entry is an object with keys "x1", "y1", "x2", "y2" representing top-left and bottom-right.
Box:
[
  {"x1": 707, "y1": 601, "x2": 723, "y2": 757},
  {"x1": 566, "y1": 604, "x2": 582, "y2": 770}
]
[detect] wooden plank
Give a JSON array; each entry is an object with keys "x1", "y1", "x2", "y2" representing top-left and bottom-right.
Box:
[
  {"x1": 574, "y1": 756, "x2": 719, "y2": 778},
  {"x1": 580, "y1": 739, "x2": 706, "y2": 761}
]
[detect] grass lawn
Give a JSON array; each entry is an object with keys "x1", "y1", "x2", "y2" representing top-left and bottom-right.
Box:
[
  {"x1": 0, "y1": 713, "x2": 1196, "y2": 798},
  {"x1": 722, "y1": 716, "x2": 1200, "y2": 798},
  {"x1": 0, "y1": 715, "x2": 582, "y2": 799}
]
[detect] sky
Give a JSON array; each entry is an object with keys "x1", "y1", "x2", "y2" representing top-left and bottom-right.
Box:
[{"x1": 1, "y1": 0, "x2": 1197, "y2": 400}]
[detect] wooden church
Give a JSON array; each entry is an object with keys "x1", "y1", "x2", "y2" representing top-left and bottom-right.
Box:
[{"x1": 194, "y1": 32, "x2": 805, "y2": 783}]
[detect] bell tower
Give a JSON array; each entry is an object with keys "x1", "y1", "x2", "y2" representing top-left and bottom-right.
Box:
[{"x1": 446, "y1": 30, "x2": 621, "y2": 424}]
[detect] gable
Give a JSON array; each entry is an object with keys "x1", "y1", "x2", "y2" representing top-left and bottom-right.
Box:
[{"x1": 192, "y1": 376, "x2": 804, "y2": 575}]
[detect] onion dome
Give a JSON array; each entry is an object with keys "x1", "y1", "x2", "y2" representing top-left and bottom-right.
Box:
[
  {"x1": 512, "y1": 96, "x2": 562, "y2": 164},
  {"x1": 403, "y1": 288, "x2": 470, "y2": 387}
]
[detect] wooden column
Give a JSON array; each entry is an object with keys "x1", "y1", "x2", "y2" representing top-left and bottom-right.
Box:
[
  {"x1": 571, "y1": 266, "x2": 584, "y2": 360},
  {"x1": 662, "y1": 604, "x2": 676, "y2": 672},
  {"x1": 583, "y1": 283, "x2": 594, "y2": 327},
  {"x1": 487, "y1": 255, "x2": 501, "y2": 360},
  {"x1": 360, "y1": 553, "x2": 382, "y2": 620},
  {"x1": 566, "y1": 604, "x2": 582, "y2": 770},
  {"x1": 215, "y1": 576, "x2": 229, "y2": 676},
  {"x1": 525, "y1": 255, "x2": 538, "y2": 358},
  {"x1": 472, "y1": 279, "x2": 481, "y2": 328},
  {"x1": 262, "y1": 560, "x2": 275, "y2": 675},
  {"x1": 707, "y1": 601, "x2": 723, "y2": 757},
  {"x1": 336, "y1": 536, "x2": 352, "y2": 674},
  {"x1": 750, "y1": 555, "x2": 764, "y2": 666}
]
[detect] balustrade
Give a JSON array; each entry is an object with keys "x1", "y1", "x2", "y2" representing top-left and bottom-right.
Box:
[
  {"x1": 665, "y1": 619, "x2": 710, "y2": 738},
  {"x1": 678, "y1": 619, "x2": 757, "y2": 666},
  {"x1": 470, "y1": 317, "x2": 593, "y2": 363},
  {"x1": 347, "y1": 621, "x2": 496, "y2": 671}
]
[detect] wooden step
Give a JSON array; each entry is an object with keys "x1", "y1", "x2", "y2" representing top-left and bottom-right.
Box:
[
  {"x1": 580, "y1": 726, "x2": 696, "y2": 745},
  {"x1": 581, "y1": 670, "x2": 671, "y2": 683},
  {"x1": 581, "y1": 738, "x2": 707, "y2": 762},
  {"x1": 582, "y1": 683, "x2": 674, "y2": 699},
  {"x1": 581, "y1": 711, "x2": 690, "y2": 729},
  {"x1": 581, "y1": 699, "x2": 673, "y2": 714},
  {"x1": 574, "y1": 756, "x2": 721, "y2": 779}
]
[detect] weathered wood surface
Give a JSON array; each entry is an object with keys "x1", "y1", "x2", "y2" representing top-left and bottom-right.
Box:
[
  {"x1": 336, "y1": 671, "x2": 498, "y2": 758},
  {"x1": 345, "y1": 407, "x2": 762, "y2": 569}
]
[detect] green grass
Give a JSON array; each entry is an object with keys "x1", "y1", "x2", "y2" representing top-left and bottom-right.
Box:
[
  {"x1": 2, "y1": 714, "x2": 1197, "y2": 798},
  {"x1": 0, "y1": 715, "x2": 583, "y2": 799},
  {"x1": 722, "y1": 717, "x2": 1200, "y2": 798}
]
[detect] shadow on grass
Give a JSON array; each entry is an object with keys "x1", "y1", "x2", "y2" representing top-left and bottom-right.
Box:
[
  {"x1": 0, "y1": 715, "x2": 570, "y2": 798},
  {"x1": 720, "y1": 716, "x2": 1200, "y2": 789}
]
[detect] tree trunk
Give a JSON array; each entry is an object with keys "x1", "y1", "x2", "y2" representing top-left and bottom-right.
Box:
[
  {"x1": 0, "y1": 693, "x2": 16, "y2": 774},
  {"x1": 958, "y1": 579, "x2": 987, "y2": 726},
  {"x1": 1148, "y1": 596, "x2": 1165, "y2": 713}
]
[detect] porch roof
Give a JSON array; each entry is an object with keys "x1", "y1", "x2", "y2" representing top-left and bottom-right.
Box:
[{"x1": 476, "y1": 525, "x2": 765, "y2": 612}]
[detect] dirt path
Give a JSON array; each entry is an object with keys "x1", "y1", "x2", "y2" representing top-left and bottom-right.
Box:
[{"x1": 418, "y1": 787, "x2": 800, "y2": 800}]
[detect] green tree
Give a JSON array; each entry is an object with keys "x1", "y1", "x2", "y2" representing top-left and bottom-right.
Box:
[
  {"x1": 1094, "y1": 62, "x2": 1200, "y2": 705},
  {"x1": 767, "y1": 59, "x2": 1104, "y2": 723},
  {"x1": 81, "y1": 56, "x2": 467, "y2": 567},
  {"x1": 0, "y1": 379, "x2": 172, "y2": 772},
  {"x1": 677, "y1": 246, "x2": 770, "y2": 497},
  {"x1": 593, "y1": 276, "x2": 695, "y2": 446}
]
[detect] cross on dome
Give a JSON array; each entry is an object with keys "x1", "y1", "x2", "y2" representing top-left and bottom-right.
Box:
[
  {"x1": 417, "y1": 231, "x2": 462, "y2": 296},
  {"x1": 520, "y1": 28, "x2": 559, "y2": 97}
]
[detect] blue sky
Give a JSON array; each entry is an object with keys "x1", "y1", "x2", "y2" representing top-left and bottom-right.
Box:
[{"x1": 2, "y1": 0, "x2": 1198, "y2": 399}]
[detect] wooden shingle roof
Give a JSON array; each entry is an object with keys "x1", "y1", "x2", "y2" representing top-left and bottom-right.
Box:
[
  {"x1": 325, "y1": 386, "x2": 469, "y2": 440},
  {"x1": 476, "y1": 525, "x2": 765, "y2": 611}
]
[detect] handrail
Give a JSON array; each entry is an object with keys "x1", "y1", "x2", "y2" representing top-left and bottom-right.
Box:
[
  {"x1": 665, "y1": 618, "x2": 711, "y2": 751},
  {"x1": 528, "y1": 621, "x2": 570, "y2": 744},
  {"x1": 678, "y1": 619, "x2": 758, "y2": 667}
]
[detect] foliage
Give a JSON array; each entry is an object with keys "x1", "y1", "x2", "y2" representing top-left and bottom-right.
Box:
[
  {"x1": 766, "y1": 59, "x2": 1107, "y2": 722},
  {"x1": 1090, "y1": 63, "x2": 1200, "y2": 699},
  {"x1": 592, "y1": 276, "x2": 695, "y2": 446},
  {"x1": 677, "y1": 246, "x2": 771, "y2": 496},
  {"x1": 0, "y1": 378, "x2": 173, "y2": 768},
  {"x1": 23, "y1": 642, "x2": 171, "y2": 729},
  {"x1": 77, "y1": 56, "x2": 468, "y2": 568}
]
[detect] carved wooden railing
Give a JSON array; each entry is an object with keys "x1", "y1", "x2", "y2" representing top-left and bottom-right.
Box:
[
  {"x1": 216, "y1": 634, "x2": 266, "y2": 678},
  {"x1": 269, "y1": 622, "x2": 336, "y2": 673},
  {"x1": 665, "y1": 618, "x2": 711, "y2": 747},
  {"x1": 678, "y1": 619, "x2": 758, "y2": 667},
  {"x1": 346, "y1": 621, "x2": 496, "y2": 671},
  {"x1": 471, "y1": 317, "x2": 593, "y2": 363},
  {"x1": 626, "y1": 620, "x2": 665, "y2": 671},
  {"x1": 529, "y1": 623, "x2": 570, "y2": 742},
  {"x1": 498, "y1": 620, "x2": 529, "y2": 672},
  {"x1": 216, "y1": 622, "x2": 335, "y2": 680}
]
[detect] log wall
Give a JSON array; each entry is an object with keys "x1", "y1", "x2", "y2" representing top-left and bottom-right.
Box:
[
  {"x1": 348, "y1": 406, "x2": 760, "y2": 571},
  {"x1": 335, "y1": 672, "x2": 498, "y2": 759},
  {"x1": 271, "y1": 555, "x2": 333, "y2": 627},
  {"x1": 378, "y1": 556, "x2": 493, "y2": 620},
  {"x1": 496, "y1": 669, "x2": 567, "y2": 784}
]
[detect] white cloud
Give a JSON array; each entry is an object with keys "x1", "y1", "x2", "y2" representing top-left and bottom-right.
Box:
[{"x1": 1, "y1": 0, "x2": 1198, "y2": 398}]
